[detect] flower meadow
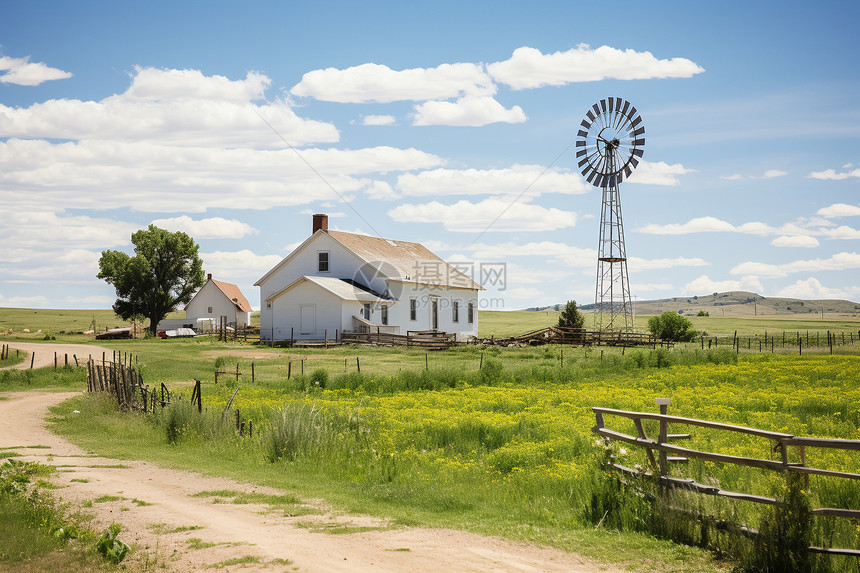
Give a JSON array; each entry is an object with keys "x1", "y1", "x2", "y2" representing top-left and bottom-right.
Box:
[{"x1": 68, "y1": 346, "x2": 860, "y2": 570}]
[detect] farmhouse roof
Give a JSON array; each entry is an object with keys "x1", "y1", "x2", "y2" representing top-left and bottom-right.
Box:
[
  {"x1": 255, "y1": 227, "x2": 482, "y2": 291},
  {"x1": 266, "y1": 275, "x2": 395, "y2": 304},
  {"x1": 212, "y1": 279, "x2": 253, "y2": 312}
]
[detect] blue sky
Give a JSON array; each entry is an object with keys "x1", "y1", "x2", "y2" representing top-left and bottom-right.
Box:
[{"x1": 1, "y1": 0, "x2": 859, "y2": 312}]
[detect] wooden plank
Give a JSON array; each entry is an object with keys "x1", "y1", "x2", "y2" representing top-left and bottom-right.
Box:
[
  {"x1": 593, "y1": 407, "x2": 794, "y2": 440},
  {"x1": 783, "y1": 436, "x2": 860, "y2": 450},
  {"x1": 809, "y1": 547, "x2": 860, "y2": 557},
  {"x1": 811, "y1": 507, "x2": 860, "y2": 519},
  {"x1": 593, "y1": 426, "x2": 788, "y2": 472}
]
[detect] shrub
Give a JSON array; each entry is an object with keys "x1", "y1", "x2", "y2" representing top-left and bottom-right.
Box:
[
  {"x1": 557, "y1": 300, "x2": 585, "y2": 329},
  {"x1": 648, "y1": 312, "x2": 698, "y2": 342}
]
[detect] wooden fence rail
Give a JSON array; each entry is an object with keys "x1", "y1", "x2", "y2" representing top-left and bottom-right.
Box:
[{"x1": 593, "y1": 401, "x2": 860, "y2": 557}]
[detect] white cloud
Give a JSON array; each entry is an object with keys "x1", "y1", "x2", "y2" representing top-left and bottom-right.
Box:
[
  {"x1": 626, "y1": 160, "x2": 695, "y2": 186},
  {"x1": 388, "y1": 198, "x2": 577, "y2": 232},
  {"x1": 638, "y1": 216, "x2": 815, "y2": 237},
  {"x1": 819, "y1": 226, "x2": 860, "y2": 239},
  {"x1": 721, "y1": 174, "x2": 744, "y2": 181},
  {"x1": 0, "y1": 139, "x2": 442, "y2": 214},
  {"x1": 362, "y1": 114, "x2": 396, "y2": 126},
  {"x1": 763, "y1": 169, "x2": 787, "y2": 178},
  {"x1": 396, "y1": 164, "x2": 587, "y2": 197},
  {"x1": 149, "y1": 215, "x2": 257, "y2": 239},
  {"x1": 291, "y1": 62, "x2": 495, "y2": 103},
  {"x1": 628, "y1": 256, "x2": 709, "y2": 270},
  {"x1": 0, "y1": 293, "x2": 51, "y2": 307},
  {"x1": 771, "y1": 235, "x2": 819, "y2": 248},
  {"x1": 808, "y1": 167, "x2": 860, "y2": 180},
  {"x1": 775, "y1": 277, "x2": 860, "y2": 300},
  {"x1": 720, "y1": 169, "x2": 787, "y2": 180},
  {"x1": 0, "y1": 67, "x2": 339, "y2": 148},
  {"x1": 413, "y1": 96, "x2": 526, "y2": 127},
  {"x1": 487, "y1": 45, "x2": 704, "y2": 90},
  {"x1": 202, "y1": 250, "x2": 284, "y2": 281},
  {"x1": 469, "y1": 241, "x2": 595, "y2": 267},
  {"x1": 681, "y1": 275, "x2": 764, "y2": 295},
  {"x1": 639, "y1": 216, "x2": 738, "y2": 234},
  {"x1": 0, "y1": 54, "x2": 72, "y2": 86},
  {"x1": 730, "y1": 252, "x2": 860, "y2": 278},
  {"x1": 817, "y1": 203, "x2": 860, "y2": 218}
]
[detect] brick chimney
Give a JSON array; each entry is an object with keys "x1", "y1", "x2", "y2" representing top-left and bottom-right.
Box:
[
  {"x1": 207, "y1": 273, "x2": 212, "y2": 281},
  {"x1": 312, "y1": 213, "x2": 328, "y2": 234}
]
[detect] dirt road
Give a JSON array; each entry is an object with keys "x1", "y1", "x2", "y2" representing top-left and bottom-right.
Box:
[{"x1": 0, "y1": 345, "x2": 619, "y2": 572}]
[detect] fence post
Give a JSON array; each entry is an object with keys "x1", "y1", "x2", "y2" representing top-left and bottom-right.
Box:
[
  {"x1": 656, "y1": 398, "x2": 670, "y2": 480},
  {"x1": 356, "y1": 356, "x2": 361, "y2": 373},
  {"x1": 30, "y1": 352, "x2": 35, "y2": 369}
]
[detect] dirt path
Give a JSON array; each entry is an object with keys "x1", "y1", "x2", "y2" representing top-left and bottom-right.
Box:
[
  {"x1": 0, "y1": 351, "x2": 620, "y2": 572},
  {"x1": 2, "y1": 342, "x2": 115, "y2": 370}
]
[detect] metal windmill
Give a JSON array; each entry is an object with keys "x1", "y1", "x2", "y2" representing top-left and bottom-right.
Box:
[{"x1": 575, "y1": 98, "x2": 645, "y2": 331}]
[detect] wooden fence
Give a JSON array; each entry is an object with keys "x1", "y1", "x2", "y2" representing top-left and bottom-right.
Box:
[
  {"x1": 697, "y1": 329, "x2": 860, "y2": 354},
  {"x1": 341, "y1": 329, "x2": 456, "y2": 350},
  {"x1": 484, "y1": 327, "x2": 662, "y2": 348},
  {"x1": 86, "y1": 358, "x2": 152, "y2": 412},
  {"x1": 592, "y1": 400, "x2": 860, "y2": 557}
]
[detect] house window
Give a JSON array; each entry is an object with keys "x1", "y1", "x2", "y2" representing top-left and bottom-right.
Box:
[
  {"x1": 208, "y1": 306, "x2": 213, "y2": 314},
  {"x1": 381, "y1": 304, "x2": 389, "y2": 326},
  {"x1": 453, "y1": 300, "x2": 459, "y2": 323},
  {"x1": 318, "y1": 251, "x2": 329, "y2": 272},
  {"x1": 266, "y1": 301, "x2": 272, "y2": 310},
  {"x1": 468, "y1": 302, "x2": 474, "y2": 324},
  {"x1": 409, "y1": 298, "x2": 417, "y2": 321}
]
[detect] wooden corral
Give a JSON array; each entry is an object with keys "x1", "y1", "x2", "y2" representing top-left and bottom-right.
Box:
[
  {"x1": 481, "y1": 326, "x2": 662, "y2": 348},
  {"x1": 341, "y1": 329, "x2": 455, "y2": 350}
]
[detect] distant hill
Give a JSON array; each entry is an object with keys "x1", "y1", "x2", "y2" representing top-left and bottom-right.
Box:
[{"x1": 528, "y1": 292, "x2": 860, "y2": 317}]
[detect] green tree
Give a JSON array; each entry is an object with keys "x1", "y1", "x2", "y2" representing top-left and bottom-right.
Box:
[
  {"x1": 647, "y1": 311, "x2": 698, "y2": 342},
  {"x1": 98, "y1": 225, "x2": 205, "y2": 336},
  {"x1": 557, "y1": 300, "x2": 585, "y2": 329}
]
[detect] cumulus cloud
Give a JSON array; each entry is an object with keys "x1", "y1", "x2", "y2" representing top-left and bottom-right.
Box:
[
  {"x1": 0, "y1": 66, "x2": 338, "y2": 148},
  {"x1": 817, "y1": 203, "x2": 860, "y2": 218},
  {"x1": 487, "y1": 45, "x2": 704, "y2": 90},
  {"x1": 413, "y1": 96, "x2": 526, "y2": 127},
  {"x1": 149, "y1": 215, "x2": 257, "y2": 239},
  {"x1": 775, "y1": 277, "x2": 860, "y2": 300},
  {"x1": 808, "y1": 167, "x2": 860, "y2": 180},
  {"x1": 682, "y1": 274, "x2": 764, "y2": 296},
  {"x1": 388, "y1": 198, "x2": 577, "y2": 232},
  {"x1": 763, "y1": 169, "x2": 787, "y2": 178},
  {"x1": 819, "y1": 226, "x2": 860, "y2": 240},
  {"x1": 721, "y1": 169, "x2": 787, "y2": 180},
  {"x1": 291, "y1": 62, "x2": 495, "y2": 103},
  {"x1": 202, "y1": 249, "x2": 284, "y2": 280},
  {"x1": 0, "y1": 139, "x2": 442, "y2": 213},
  {"x1": 0, "y1": 54, "x2": 72, "y2": 86},
  {"x1": 362, "y1": 114, "x2": 396, "y2": 126},
  {"x1": 638, "y1": 216, "x2": 813, "y2": 237},
  {"x1": 626, "y1": 160, "x2": 695, "y2": 186},
  {"x1": 396, "y1": 165, "x2": 588, "y2": 197},
  {"x1": 771, "y1": 235, "x2": 819, "y2": 248},
  {"x1": 730, "y1": 252, "x2": 860, "y2": 278},
  {"x1": 628, "y1": 256, "x2": 709, "y2": 270},
  {"x1": 469, "y1": 241, "x2": 595, "y2": 267}
]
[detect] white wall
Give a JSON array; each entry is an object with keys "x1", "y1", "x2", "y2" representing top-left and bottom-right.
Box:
[
  {"x1": 269, "y1": 280, "x2": 344, "y2": 340},
  {"x1": 389, "y1": 282, "x2": 479, "y2": 340},
  {"x1": 186, "y1": 281, "x2": 250, "y2": 328}
]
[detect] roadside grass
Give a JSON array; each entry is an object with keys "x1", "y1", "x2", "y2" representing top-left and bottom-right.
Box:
[{"x1": 0, "y1": 365, "x2": 87, "y2": 391}]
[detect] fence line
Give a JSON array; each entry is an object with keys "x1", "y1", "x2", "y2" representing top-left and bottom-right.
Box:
[{"x1": 593, "y1": 401, "x2": 860, "y2": 557}]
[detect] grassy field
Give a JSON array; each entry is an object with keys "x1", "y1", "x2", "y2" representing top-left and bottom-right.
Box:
[
  {"x1": 3, "y1": 306, "x2": 860, "y2": 571},
  {"x1": 477, "y1": 309, "x2": 860, "y2": 339}
]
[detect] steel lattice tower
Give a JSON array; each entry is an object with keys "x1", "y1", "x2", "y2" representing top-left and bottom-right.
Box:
[{"x1": 575, "y1": 97, "x2": 645, "y2": 332}]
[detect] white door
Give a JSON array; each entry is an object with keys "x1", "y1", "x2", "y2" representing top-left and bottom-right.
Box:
[
  {"x1": 300, "y1": 304, "x2": 316, "y2": 335},
  {"x1": 431, "y1": 298, "x2": 438, "y2": 330}
]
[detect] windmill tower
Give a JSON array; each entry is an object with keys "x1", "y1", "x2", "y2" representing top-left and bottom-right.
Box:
[{"x1": 575, "y1": 98, "x2": 645, "y2": 331}]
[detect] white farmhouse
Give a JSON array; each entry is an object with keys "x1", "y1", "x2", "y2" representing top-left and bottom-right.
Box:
[
  {"x1": 184, "y1": 274, "x2": 253, "y2": 329},
  {"x1": 255, "y1": 214, "x2": 482, "y2": 342}
]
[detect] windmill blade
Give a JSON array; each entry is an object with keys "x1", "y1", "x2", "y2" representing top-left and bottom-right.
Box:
[
  {"x1": 624, "y1": 165, "x2": 633, "y2": 178},
  {"x1": 580, "y1": 119, "x2": 591, "y2": 129},
  {"x1": 632, "y1": 138, "x2": 645, "y2": 146},
  {"x1": 607, "y1": 97, "x2": 615, "y2": 111},
  {"x1": 576, "y1": 149, "x2": 587, "y2": 158},
  {"x1": 620, "y1": 100, "x2": 630, "y2": 115},
  {"x1": 633, "y1": 127, "x2": 645, "y2": 137},
  {"x1": 586, "y1": 170, "x2": 598, "y2": 184},
  {"x1": 630, "y1": 156, "x2": 640, "y2": 168},
  {"x1": 575, "y1": 140, "x2": 586, "y2": 147},
  {"x1": 631, "y1": 116, "x2": 642, "y2": 128},
  {"x1": 577, "y1": 129, "x2": 588, "y2": 138},
  {"x1": 592, "y1": 103, "x2": 600, "y2": 117},
  {"x1": 577, "y1": 157, "x2": 590, "y2": 168},
  {"x1": 600, "y1": 99, "x2": 607, "y2": 113}
]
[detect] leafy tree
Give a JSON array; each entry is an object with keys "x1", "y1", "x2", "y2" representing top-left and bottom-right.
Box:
[
  {"x1": 557, "y1": 300, "x2": 585, "y2": 329},
  {"x1": 647, "y1": 311, "x2": 698, "y2": 342},
  {"x1": 98, "y1": 225, "x2": 205, "y2": 336}
]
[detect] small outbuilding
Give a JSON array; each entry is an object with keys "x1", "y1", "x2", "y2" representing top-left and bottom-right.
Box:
[{"x1": 184, "y1": 274, "x2": 253, "y2": 329}]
